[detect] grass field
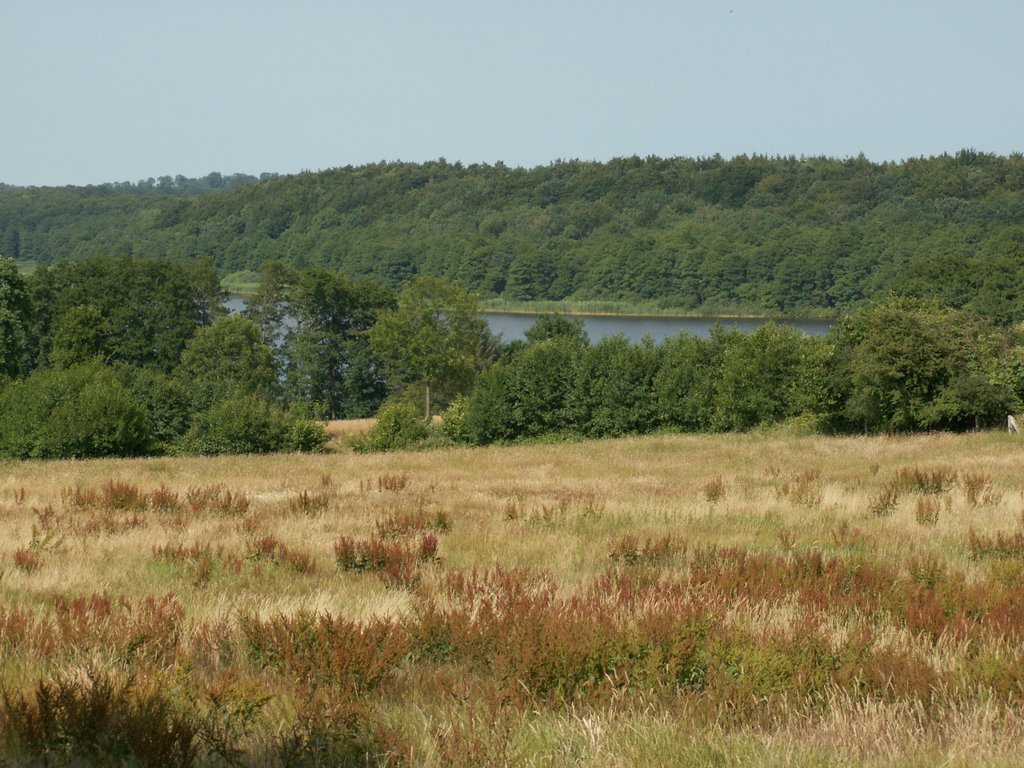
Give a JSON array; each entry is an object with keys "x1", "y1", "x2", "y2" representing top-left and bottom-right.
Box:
[{"x1": 3, "y1": 430, "x2": 1024, "y2": 766}]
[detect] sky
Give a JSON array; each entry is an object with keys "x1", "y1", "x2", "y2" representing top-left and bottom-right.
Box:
[{"x1": 2, "y1": 0, "x2": 1023, "y2": 187}]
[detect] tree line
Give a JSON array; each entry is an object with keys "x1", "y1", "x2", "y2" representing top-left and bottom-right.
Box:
[
  {"x1": 2, "y1": 254, "x2": 1023, "y2": 460},
  {"x1": 446, "y1": 298, "x2": 1023, "y2": 448},
  {"x1": 0, "y1": 256, "x2": 358, "y2": 458},
  {"x1": 4, "y1": 152, "x2": 1024, "y2": 319}
]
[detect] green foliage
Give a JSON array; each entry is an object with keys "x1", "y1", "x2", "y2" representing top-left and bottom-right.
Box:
[
  {"x1": 463, "y1": 298, "x2": 1024, "y2": 446},
  {"x1": 0, "y1": 668, "x2": 197, "y2": 766},
  {"x1": 174, "y1": 315, "x2": 278, "y2": 412},
  {"x1": 653, "y1": 331, "x2": 729, "y2": 431},
  {"x1": 7, "y1": 154, "x2": 1024, "y2": 320},
  {"x1": 573, "y1": 335, "x2": 661, "y2": 437},
  {"x1": 352, "y1": 401, "x2": 430, "y2": 453},
  {"x1": 523, "y1": 313, "x2": 589, "y2": 346},
  {"x1": 286, "y1": 416, "x2": 332, "y2": 453},
  {"x1": 464, "y1": 336, "x2": 584, "y2": 443},
  {"x1": 28, "y1": 255, "x2": 217, "y2": 372},
  {"x1": 174, "y1": 394, "x2": 326, "y2": 455},
  {"x1": 281, "y1": 269, "x2": 393, "y2": 419},
  {"x1": 711, "y1": 323, "x2": 814, "y2": 431},
  {"x1": 49, "y1": 304, "x2": 108, "y2": 367},
  {"x1": 832, "y1": 297, "x2": 1018, "y2": 432},
  {"x1": 0, "y1": 362, "x2": 149, "y2": 459},
  {"x1": 370, "y1": 276, "x2": 490, "y2": 418},
  {"x1": 7, "y1": 154, "x2": 1024, "y2": 457},
  {"x1": 0, "y1": 256, "x2": 32, "y2": 376},
  {"x1": 126, "y1": 368, "x2": 193, "y2": 451},
  {"x1": 439, "y1": 394, "x2": 472, "y2": 444},
  {"x1": 244, "y1": 260, "x2": 297, "y2": 348}
]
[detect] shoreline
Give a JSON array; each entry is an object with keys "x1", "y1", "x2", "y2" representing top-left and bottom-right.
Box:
[{"x1": 221, "y1": 286, "x2": 837, "y2": 323}]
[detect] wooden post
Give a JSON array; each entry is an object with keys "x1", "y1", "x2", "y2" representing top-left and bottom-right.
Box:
[{"x1": 1009, "y1": 414, "x2": 1019, "y2": 434}]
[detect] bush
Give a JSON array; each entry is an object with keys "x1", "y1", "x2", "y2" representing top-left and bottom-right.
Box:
[
  {"x1": 463, "y1": 337, "x2": 583, "y2": 443},
  {"x1": 351, "y1": 401, "x2": 429, "y2": 452},
  {"x1": 573, "y1": 335, "x2": 661, "y2": 437},
  {"x1": 286, "y1": 417, "x2": 330, "y2": 453},
  {"x1": 1, "y1": 668, "x2": 197, "y2": 766},
  {"x1": 174, "y1": 394, "x2": 327, "y2": 455},
  {"x1": 126, "y1": 367, "x2": 192, "y2": 451},
  {"x1": 0, "y1": 362, "x2": 150, "y2": 459},
  {"x1": 439, "y1": 394, "x2": 472, "y2": 444}
]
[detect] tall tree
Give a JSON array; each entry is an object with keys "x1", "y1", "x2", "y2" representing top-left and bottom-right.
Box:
[
  {"x1": 175, "y1": 315, "x2": 278, "y2": 413},
  {"x1": 369, "y1": 276, "x2": 489, "y2": 418},
  {"x1": 283, "y1": 270, "x2": 393, "y2": 418},
  {"x1": 32, "y1": 255, "x2": 219, "y2": 372},
  {"x1": 244, "y1": 260, "x2": 297, "y2": 348},
  {"x1": 0, "y1": 257, "x2": 32, "y2": 377}
]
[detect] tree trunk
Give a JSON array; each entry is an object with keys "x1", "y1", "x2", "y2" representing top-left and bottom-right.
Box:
[{"x1": 425, "y1": 381, "x2": 431, "y2": 421}]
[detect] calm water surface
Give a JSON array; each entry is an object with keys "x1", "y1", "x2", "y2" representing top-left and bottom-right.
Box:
[
  {"x1": 225, "y1": 297, "x2": 832, "y2": 343},
  {"x1": 486, "y1": 312, "x2": 831, "y2": 344}
]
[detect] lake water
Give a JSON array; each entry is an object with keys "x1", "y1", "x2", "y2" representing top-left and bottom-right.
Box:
[
  {"x1": 485, "y1": 312, "x2": 832, "y2": 344},
  {"x1": 224, "y1": 296, "x2": 832, "y2": 344}
]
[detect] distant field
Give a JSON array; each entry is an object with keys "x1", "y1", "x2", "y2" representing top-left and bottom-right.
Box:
[
  {"x1": 325, "y1": 417, "x2": 375, "y2": 440},
  {"x1": 3, "y1": 431, "x2": 1024, "y2": 766}
]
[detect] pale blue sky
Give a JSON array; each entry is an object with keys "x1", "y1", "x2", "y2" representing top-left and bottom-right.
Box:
[{"x1": 3, "y1": 0, "x2": 1022, "y2": 186}]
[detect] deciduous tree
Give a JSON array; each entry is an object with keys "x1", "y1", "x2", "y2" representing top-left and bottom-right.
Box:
[{"x1": 370, "y1": 276, "x2": 489, "y2": 418}]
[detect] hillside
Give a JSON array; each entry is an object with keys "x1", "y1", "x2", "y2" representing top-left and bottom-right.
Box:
[{"x1": 4, "y1": 152, "x2": 1024, "y2": 318}]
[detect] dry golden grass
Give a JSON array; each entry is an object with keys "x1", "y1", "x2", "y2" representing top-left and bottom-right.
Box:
[
  {"x1": 4, "y1": 429, "x2": 1024, "y2": 765},
  {"x1": 325, "y1": 417, "x2": 376, "y2": 438},
  {"x1": 2, "y1": 429, "x2": 1022, "y2": 632}
]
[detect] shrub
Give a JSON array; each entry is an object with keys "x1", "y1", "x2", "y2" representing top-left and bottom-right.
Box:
[
  {"x1": 334, "y1": 534, "x2": 438, "y2": 587},
  {"x1": 185, "y1": 485, "x2": 250, "y2": 516},
  {"x1": 891, "y1": 466, "x2": 957, "y2": 494},
  {"x1": 703, "y1": 477, "x2": 727, "y2": 504},
  {"x1": 463, "y1": 337, "x2": 583, "y2": 444},
  {"x1": 285, "y1": 416, "x2": 329, "y2": 452},
  {"x1": 241, "y1": 612, "x2": 410, "y2": 693},
  {"x1": 377, "y1": 473, "x2": 409, "y2": 492},
  {"x1": 0, "y1": 668, "x2": 197, "y2": 766},
  {"x1": 0, "y1": 362, "x2": 150, "y2": 459},
  {"x1": 13, "y1": 548, "x2": 43, "y2": 573},
  {"x1": 127, "y1": 368, "x2": 192, "y2": 451},
  {"x1": 961, "y1": 472, "x2": 1001, "y2": 506},
  {"x1": 174, "y1": 394, "x2": 326, "y2": 455},
  {"x1": 439, "y1": 394, "x2": 472, "y2": 444},
  {"x1": 248, "y1": 535, "x2": 317, "y2": 575},
  {"x1": 914, "y1": 496, "x2": 941, "y2": 526},
  {"x1": 375, "y1": 508, "x2": 451, "y2": 539},
  {"x1": 572, "y1": 335, "x2": 661, "y2": 438},
  {"x1": 351, "y1": 401, "x2": 429, "y2": 452},
  {"x1": 289, "y1": 488, "x2": 333, "y2": 515},
  {"x1": 967, "y1": 529, "x2": 1024, "y2": 560},
  {"x1": 609, "y1": 534, "x2": 682, "y2": 566},
  {"x1": 868, "y1": 485, "x2": 900, "y2": 517}
]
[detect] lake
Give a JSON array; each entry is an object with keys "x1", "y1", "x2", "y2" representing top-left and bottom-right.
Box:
[
  {"x1": 225, "y1": 296, "x2": 832, "y2": 344},
  {"x1": 485, "y1": 312, "x2": 832, "y2": 344}
]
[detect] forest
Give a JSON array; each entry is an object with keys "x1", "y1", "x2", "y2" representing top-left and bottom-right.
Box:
[{"x1": 3, "y1": 152, "x2": 1024, "y2": 319}]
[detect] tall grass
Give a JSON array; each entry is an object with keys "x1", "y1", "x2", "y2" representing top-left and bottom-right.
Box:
[{"x1": 1, "y1": 430, "x2": 1024, "y2": 764}]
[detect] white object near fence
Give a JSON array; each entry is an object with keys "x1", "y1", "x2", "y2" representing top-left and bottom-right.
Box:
[{"x1": 1009, "y1": 415, "x2": 1020, "y2": 434}]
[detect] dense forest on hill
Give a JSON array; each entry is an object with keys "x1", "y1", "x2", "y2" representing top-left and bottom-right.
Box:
[{"x1": 3, "y1": 152, "x2": 1024, "y2": 319}]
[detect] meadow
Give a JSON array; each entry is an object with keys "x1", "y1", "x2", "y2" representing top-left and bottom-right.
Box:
[{"x1": 3, "y1": 430, "x2": 1024, "y2": 766}]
